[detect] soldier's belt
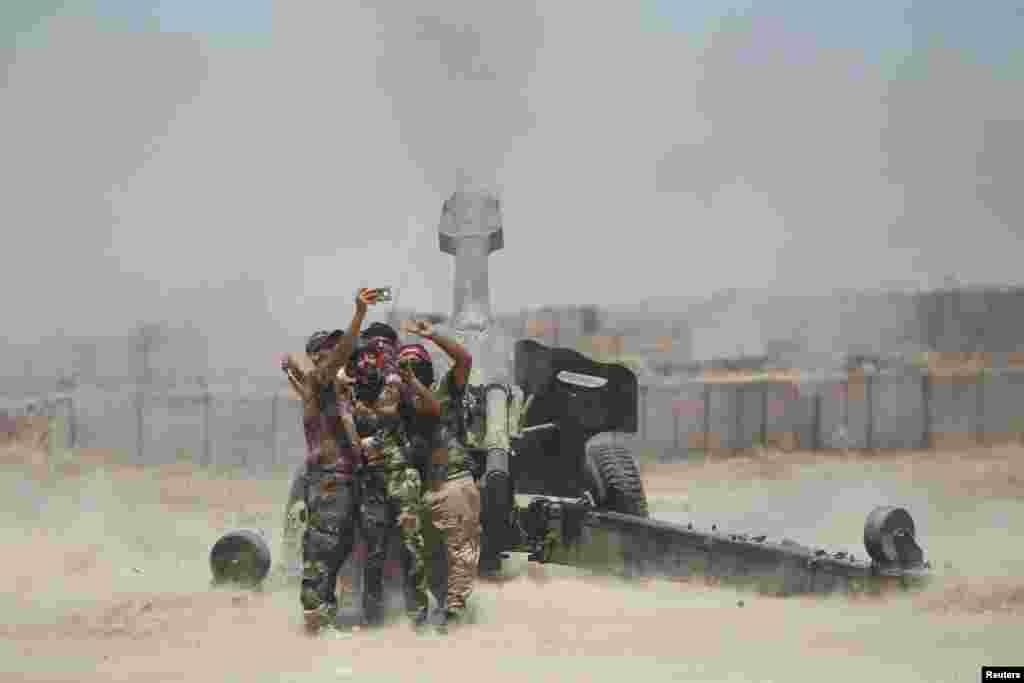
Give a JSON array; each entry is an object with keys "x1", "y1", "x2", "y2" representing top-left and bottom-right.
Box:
[
  {"x1": 306, "y1": 465, "x2": 357, "y2": 482},
  {"x1": 429, "y1": 464, "x2": 448, "y2": 482},
  {"x1": 430, "y1": 465, "x2": 473, "y2": 483},
  {"x1": 307, "y1": 516, "x2": 348, "y2": 534},
  {"x1": 362, "y1": 463, "x2": 413, "y2": 474}
]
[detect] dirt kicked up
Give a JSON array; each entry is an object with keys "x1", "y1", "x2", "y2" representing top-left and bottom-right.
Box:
[{"x1": 1, "y1": 438, "x2": 1022, "y2": 683}]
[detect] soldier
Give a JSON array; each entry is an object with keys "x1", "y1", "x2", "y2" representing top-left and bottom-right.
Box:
[
  {"x1": 400, "y1": 319, "x2": 480, "y2": 633},
  {"x1": 357, "y1": 322, "x2": 402, "y2": 385},
  {"x1": 351, "y1": 340, "x2": 435, "y2": 631},
  {"x1": 279, "y1": 287, "x2": 380, "y2": 634}
]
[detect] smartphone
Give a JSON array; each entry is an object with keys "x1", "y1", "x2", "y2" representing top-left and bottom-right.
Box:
[{"x1": 374, "y1": 287, "x2": 393, "y2": 302}]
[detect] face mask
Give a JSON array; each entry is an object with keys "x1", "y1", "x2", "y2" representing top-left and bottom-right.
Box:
[{"x1": 354, "y1": 413, "x2": 379, "y2": 437}]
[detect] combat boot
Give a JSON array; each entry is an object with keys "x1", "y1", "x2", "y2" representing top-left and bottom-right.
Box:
[
  {"x1": 361, "y1": 602, "x2": 384, "y2": 629},
  {"x1": 302, "y1": 603, "x2": 336, "y2": 635},
  {"x1": 437, "y1": 607, "x2": 463, "y2": 635},
  {"x1": 409, "y1": 606, "x2": 429, "y2": 634}
]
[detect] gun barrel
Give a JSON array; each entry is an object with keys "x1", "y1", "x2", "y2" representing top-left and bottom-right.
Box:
[
  {"x1": 438, "y1": 190, "x2": 503, "y2": 330},
  {"x1": 438, "y1": 188, "x2": 511, "y2": 384},
  {"x1": 484, "y1": 385, "x2": 512, "y2": 451},
  {"x1": 450, "y1": 235, "x2": 494, "y2": 333}
]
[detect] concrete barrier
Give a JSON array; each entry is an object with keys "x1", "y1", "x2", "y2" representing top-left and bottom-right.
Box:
[
  {"x1": 764, "y1": 382, "x2": 804, "y2": 451},
  {"x1": 871, "y1": 371, "x2": 926, "y2": 449},
  {"x1": 737, "y1": 384, "x2": 764, "y2": 449},
  {"x1": 670, "y1": 384, "x2": 706, "y2": 452},
  {"x1": 979, "y1": 368, "x2": 1024, "y2": 445},
  {"x1": 643, "y1": 387, "x2": 681, "y2": 451},
  {"x1": 816, "y1": 379, "x2": 848, "y2": 449},
  {"x1": 706, "y1": 384, "x2": 738, "y2": 452},
  {"x1": 791, "y1": 385, "x2": 817, "y2": 451},
  {"x1": 929, "y1": 374, "x2": 981, "y2": 450},
  {"x1": 17, "y1": 363, "x2": 1024, "y2": 475},
  {"x1": 844, "y1": 373, "x2": 871, "y2": 449}
]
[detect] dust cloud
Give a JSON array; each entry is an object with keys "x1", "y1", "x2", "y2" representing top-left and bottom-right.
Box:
[{"x1": 1, "y1": 430, "x2": 1021, "y2": 682}]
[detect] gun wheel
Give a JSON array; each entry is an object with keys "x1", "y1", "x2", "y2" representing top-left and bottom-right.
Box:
[
  {"x1": 210, "y1": 529, "x2": 272, "y2": 588},
  {"x1": 584, "y1": 435, "x2": 649, "y2": 518},
  {"x1": 863, "y1": 506, "x2": 924, "y2": 568}
]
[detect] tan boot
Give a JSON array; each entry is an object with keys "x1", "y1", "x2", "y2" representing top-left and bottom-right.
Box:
[{"x1": 302, "y1": 603, "x2": 335, "y2": 635}]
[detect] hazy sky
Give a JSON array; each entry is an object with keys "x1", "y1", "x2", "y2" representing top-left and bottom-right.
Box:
[{"x1": 2, "y1": 1, "x2": 1022, "y2": 346}]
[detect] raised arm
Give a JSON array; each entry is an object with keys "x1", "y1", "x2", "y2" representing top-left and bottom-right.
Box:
[
  {"x1": 286, "y1": 370, "x2": 309, "y2": 401},
  {"x1": 281, "y1": 354, "x2": 312, "y2": 402},
  {"x1": 398, "y1": 362, "x2": 442, "y2": 417},
  {"x1": 313, "y1": 288, "x2": 378, "y2": 385},
  {"x1": 403, "y1": 319, "x2": 472, "y2": 389}
]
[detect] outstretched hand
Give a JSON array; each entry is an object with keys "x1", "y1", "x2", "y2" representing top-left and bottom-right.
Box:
[
  {"x1": 401, "y1": 318, "x2": 434, "y2": 338},
  {"x1": 397, "y1": 360, "x2": 416, "y2": 385},
  {"x1": 356, "y1": 287, "x2": 379, "y2": 313}
]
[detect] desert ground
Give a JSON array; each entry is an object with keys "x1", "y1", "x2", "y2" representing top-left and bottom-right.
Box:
[{"x1": 2, "y1": 422, "x2": 1022, "y2": 683}]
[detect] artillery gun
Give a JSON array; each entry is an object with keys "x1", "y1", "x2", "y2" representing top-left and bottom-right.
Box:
[{"x1": 211, "y1": 188, "x2": 933, "y2": 615}]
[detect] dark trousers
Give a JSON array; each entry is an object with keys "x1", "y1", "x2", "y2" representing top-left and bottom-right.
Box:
[
  {"x1": 360, "y1": 468, "x2": 428, "y2": 623},
  {"x1": 300, "y1": 470, "x2": 358, "y2": 618}
]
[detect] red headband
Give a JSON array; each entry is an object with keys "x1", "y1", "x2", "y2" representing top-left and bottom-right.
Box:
[{"x1": 398, "y1": 343, "x2": 431, "y2": 364}]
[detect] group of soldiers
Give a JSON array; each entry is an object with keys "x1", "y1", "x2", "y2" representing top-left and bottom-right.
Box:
[{"x1": 280, "y1": 287, "x2": 482, "y2": 636}]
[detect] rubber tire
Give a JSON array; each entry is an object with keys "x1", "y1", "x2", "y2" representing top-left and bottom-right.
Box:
[
  {"x1": 210, "y1": 529, "x2": 272, "y2": 588},
  {"x1": 863, "y1": 506, "x2": 922, "y2": 567},
  {"x1": 280, "y1": 464, "x2": 307, "y2": 580},
  {"x1": 584, "y1": 434, "x2": 649, "y2": 518}
]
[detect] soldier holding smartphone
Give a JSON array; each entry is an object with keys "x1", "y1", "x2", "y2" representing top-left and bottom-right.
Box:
[
  {"x1": 279, "y1": 287, "x2": 380, "y2": 634},
  {"x1": 400, "y1": 318, "x2": 480, "y2": 633}
]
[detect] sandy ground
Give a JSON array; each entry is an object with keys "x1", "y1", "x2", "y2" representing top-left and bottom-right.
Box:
[{"x1": 1, "y1": 428, "x2": 1022, "y2": 683}]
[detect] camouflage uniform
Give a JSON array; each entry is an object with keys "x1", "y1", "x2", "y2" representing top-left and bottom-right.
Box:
[
  {"x1": 299, "y1": 384, "x2": 362, "y2": 632},
  {"x1": 425, "y1": 369, "x2": 482, "y2": 621},
  {"x1": 301, "y1": 466, "x2": 358, "y2": 629},
  {"x1": 349, "y1": 331, "x2": 432, "y2": 627},
  {"x1": 359, "y1": 406, "x2": 431, "y2": 627}
]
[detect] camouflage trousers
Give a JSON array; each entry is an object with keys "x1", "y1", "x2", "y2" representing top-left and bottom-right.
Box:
[
  {"x1": 425, "y1": 473, "x2": 482, "y2": 615},
  {"x1": 361, "y1": 466, "x2": 429, "y2": 623},
  {"x1": 300, "y1": 470, "x2": 358, "y2": 631}
]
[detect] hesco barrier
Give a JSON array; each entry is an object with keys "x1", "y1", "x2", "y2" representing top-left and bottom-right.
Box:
[
  {"x1": 10, "y1": 366, "x2": 1024, "y2": 471},
  {"x1": 4, "y1": 386, "x2": 310, "y2": 470},
  {"x1": 642, "y1": 365, "x2": 1024, "y2": 458}
]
